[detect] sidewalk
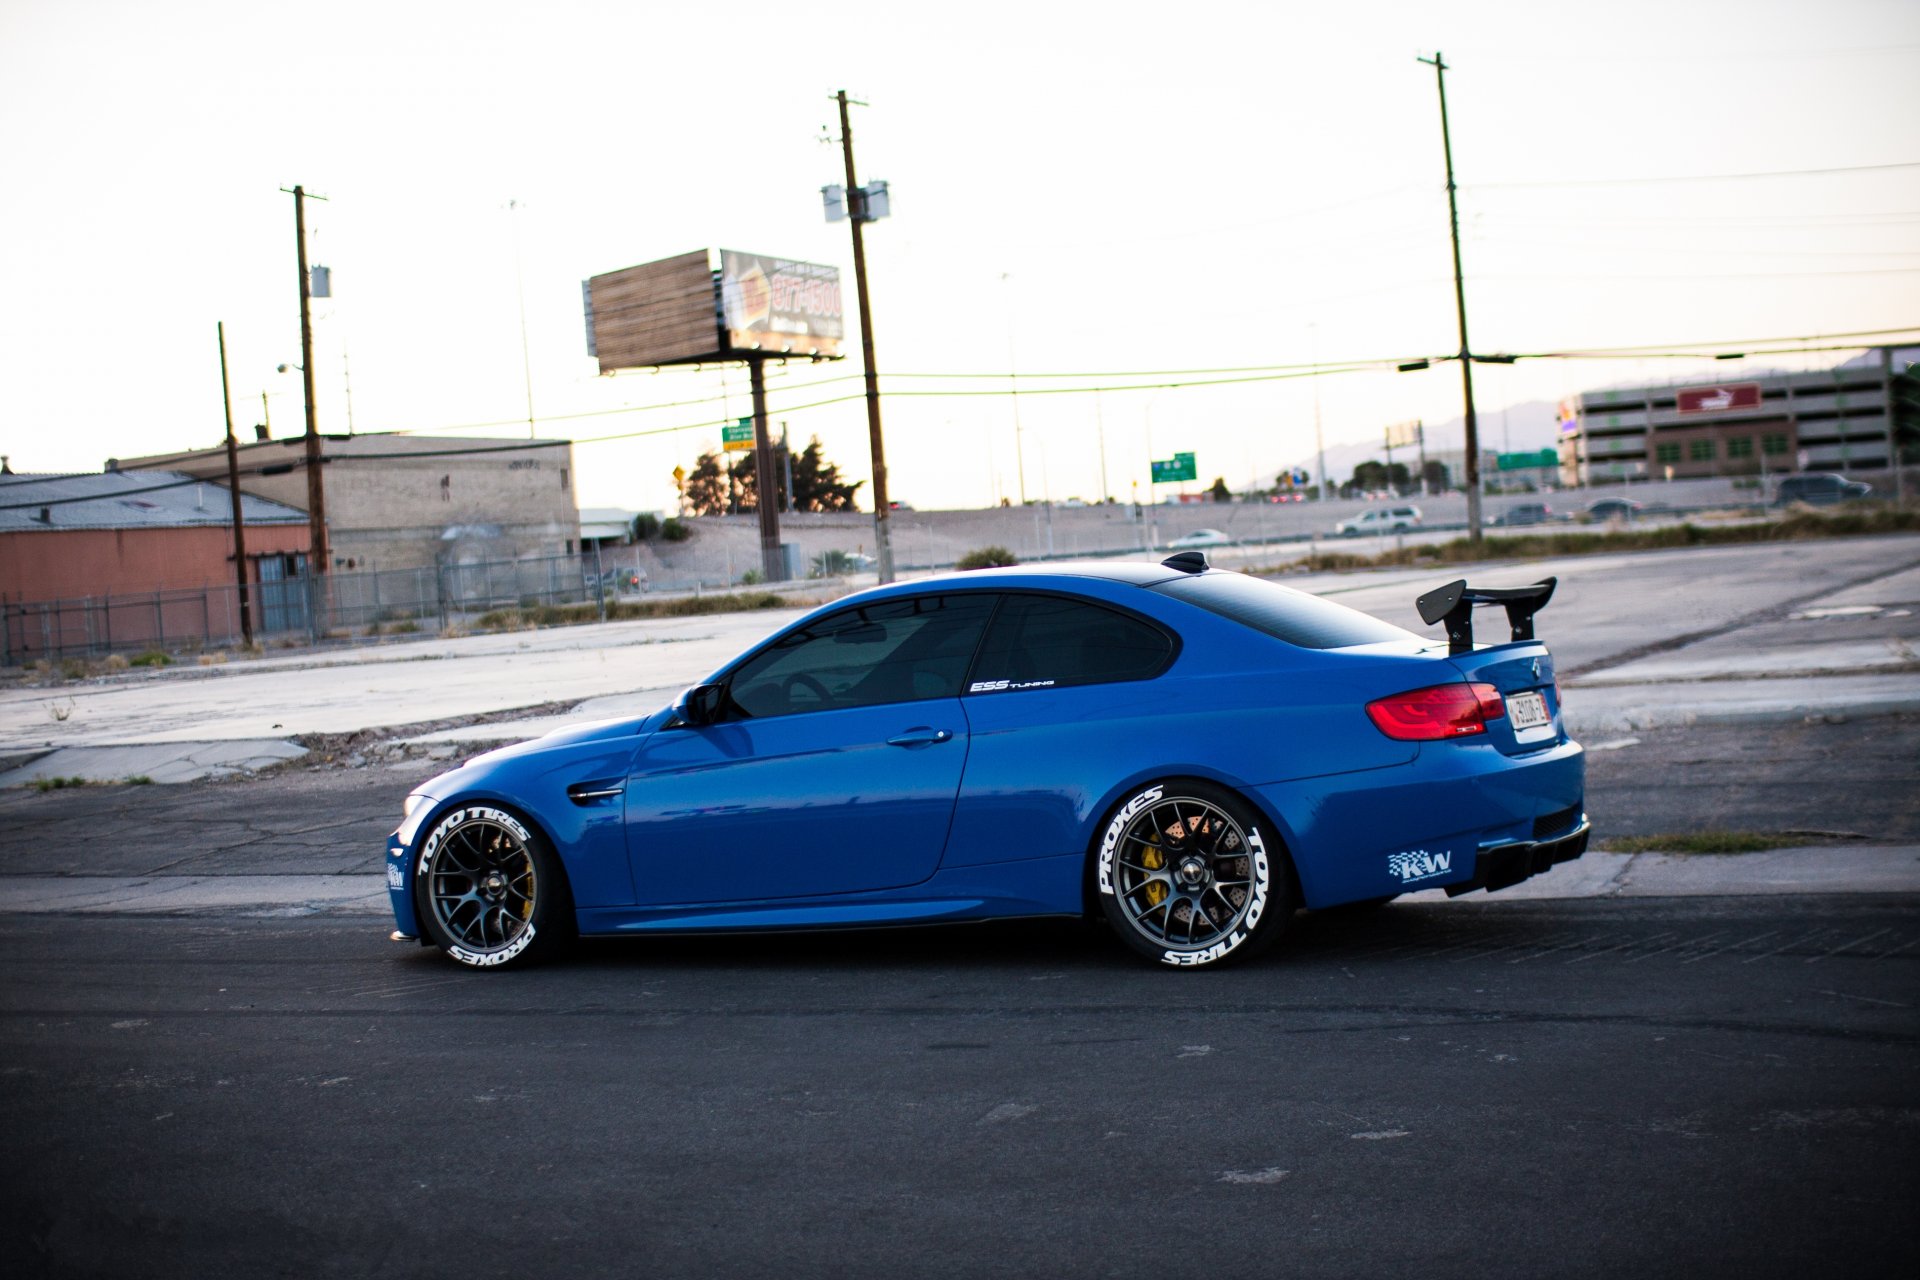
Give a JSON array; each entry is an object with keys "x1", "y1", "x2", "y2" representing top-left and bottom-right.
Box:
[{"x1": 2, "y1": 845, "x2": 1913, "y2": 918}]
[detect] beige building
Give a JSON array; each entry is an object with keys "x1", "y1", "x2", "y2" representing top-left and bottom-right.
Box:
[{"x1": 114, "y1": 434, "x2": 581, "y2": 571}]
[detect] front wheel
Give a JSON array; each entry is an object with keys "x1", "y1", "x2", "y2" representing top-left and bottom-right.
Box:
[
  {"x1": 415, "y1": 805, "x2": 572, "y2": 969},
  {"x1": 1095, "y1": 781, "x2": 1293, "y2": 968}
]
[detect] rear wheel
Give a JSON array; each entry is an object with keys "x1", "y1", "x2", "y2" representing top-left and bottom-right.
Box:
[
  {"x1": 415, "y1": 805, "x2": 571, "y2": 969},
  {"x1": 1095, "y1": 781, "x2": 1293, "y2": 968}
]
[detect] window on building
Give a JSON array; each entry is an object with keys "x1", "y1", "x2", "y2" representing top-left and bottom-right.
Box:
[
  {"x1": 561, "y1": 468, "x2": 570, "y2": 491},
  {"x1": 1727, "y1": 437, "x2": 1754, "y2": 459},
  {"x1": 1689, "y1": 439, "x2": 1715, "y2": 461},
  {"x1": 1763, "y1": 434, "x2": 1789, "y2": 455},
  {"x1": 1655, "y1": 443, "x2": 1681, "y2": 464}
]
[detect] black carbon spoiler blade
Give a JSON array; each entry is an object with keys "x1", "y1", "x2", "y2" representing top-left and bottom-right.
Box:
[{"x1": 1416, "y1": 576, "x2": 1557, "y2": 655}]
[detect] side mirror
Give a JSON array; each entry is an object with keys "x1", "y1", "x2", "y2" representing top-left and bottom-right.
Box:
[{"x1": 674, "y1": 683, "x2": 726, "y2": 727}]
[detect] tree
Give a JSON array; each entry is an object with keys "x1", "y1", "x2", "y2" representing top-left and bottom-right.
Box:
[
  {"x1": 1347, "y1": 460, "x2": 1411, "y2": 495},
  {"x1": 1207, "y1": 476, "x2": 1232, "y2": 503},
  {"x1": 1422, "y1": 459, "x2": 1450, "y2": 494},
  {"x1": 677, "y1": 436, "x2": 862, "y2": 517},
  {"x1": 790, "y1": 436, "x2": 862, "y2": 512},
  {"x1": 682, "y1": 451, "x2": 732, "y2": 517}
]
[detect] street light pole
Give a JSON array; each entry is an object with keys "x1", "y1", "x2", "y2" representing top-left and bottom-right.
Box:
[{"x1": 836, "y1": 90, "x2": 895, "y2": 583}]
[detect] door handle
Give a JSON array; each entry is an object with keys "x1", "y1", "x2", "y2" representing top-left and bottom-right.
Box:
[{"x1": 886, "y1": 728, "x2": 954, "y2": 747}]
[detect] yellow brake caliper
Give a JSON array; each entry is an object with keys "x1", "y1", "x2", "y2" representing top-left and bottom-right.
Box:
[{"x1": 1141, "y1": 835, "x2": 1167, "y2": 907}]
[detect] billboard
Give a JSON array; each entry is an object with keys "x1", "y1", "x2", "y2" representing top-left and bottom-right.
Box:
[
  {"x1": 720, "y1": 250, "x2": 843, "y2": 357},
  {"x1": 584, "y1": 249, "x2": 845, "y2": 372},
  {"x1": 583, "y1": 250, "x2": 722, "y2": 371},
  {"x1": 1677, "y1": 383, "x2": 1762, "y2": 414}
]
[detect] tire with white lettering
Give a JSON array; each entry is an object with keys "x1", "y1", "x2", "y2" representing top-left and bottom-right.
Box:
[
  {"x1": 1095, "y1": 781, "x2": 1292, "y2": 968},
  {"x1": 415, "y1": 805, "x2": 572, "y2": 970}
]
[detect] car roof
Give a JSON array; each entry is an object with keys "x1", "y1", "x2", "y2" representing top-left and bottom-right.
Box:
[{"x1": 907, "y1": 560, "x2": 1194, "y2": 588}]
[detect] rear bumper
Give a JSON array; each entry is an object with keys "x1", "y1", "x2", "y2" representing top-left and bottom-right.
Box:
[{"x1": 1445, "y1": 818, "x2": 1591, "y2": 897}]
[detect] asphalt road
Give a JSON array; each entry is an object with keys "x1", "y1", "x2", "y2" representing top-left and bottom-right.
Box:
[{"x1": 4, "y1": 897, "x2": 1915, "y2": 1280}]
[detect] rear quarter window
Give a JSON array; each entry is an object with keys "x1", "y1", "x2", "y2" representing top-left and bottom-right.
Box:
[
  {"x1": 965, "y1": 593, "x2": 1175, "y2": 693},
  {"x1": 1151, "y1": 572, "x2": 1417, "y2": 649}
]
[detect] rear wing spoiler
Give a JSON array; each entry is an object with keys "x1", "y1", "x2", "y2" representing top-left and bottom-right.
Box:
[{"x1": 1416, "y1": 576, "x2": 1557, "y2": 655}]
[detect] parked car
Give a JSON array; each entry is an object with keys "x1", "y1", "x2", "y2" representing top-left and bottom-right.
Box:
[
  {"x1": 1489, "y1": 502, "x2": 1557, "y2": 528},
  {"x1": 1166, "y1": 528, "x2": 1234, "y2": 549},
  {"x1": 1775, "y1": 473, "x2": 1872, "y2": 506},
  {"x1": 1584, "y1": 498, "x2": 1644, "y2": 523},
  {"x1": 1335, "y1": 506, "x2": 1423, "y2": 537},
  {"x1": 385, "y1": 557, "x2": 1585, "y2": 970}
]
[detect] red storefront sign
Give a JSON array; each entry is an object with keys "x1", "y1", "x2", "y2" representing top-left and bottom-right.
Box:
[{"x1": 1676, "y1": 383, "x2": 1762, "y2": 414}]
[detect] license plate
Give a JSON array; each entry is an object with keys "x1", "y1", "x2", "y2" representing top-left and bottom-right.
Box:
[{"x1": 1506, "y1": 690, "x2": 1551, "y2": 734}]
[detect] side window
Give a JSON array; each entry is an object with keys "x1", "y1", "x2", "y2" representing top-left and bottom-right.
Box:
[
  {"x1": 966, "y1": 594, "x2": 1173, "y2": 695},
  {"x1": 727, "y1": 594, "x2": 994, "y2": 718}
]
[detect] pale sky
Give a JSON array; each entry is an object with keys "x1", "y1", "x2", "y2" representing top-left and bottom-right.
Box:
[{"x1": 2, "y1": 0, "x2": 1916, "y2": 513}]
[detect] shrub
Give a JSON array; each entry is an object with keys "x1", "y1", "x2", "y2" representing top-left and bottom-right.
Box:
[
  {"x1": 660, "y1": 518, "x2": 691, "y2": 542},
  {"x1": 129, "y1": 650, "x2": 170, "y2": 668},
  {"x1": 955, "y1": 546, "x2": 1019, "y2": 571},
  {"x1": 632, "y1": 513, "x2": 661, "y2": 540}
]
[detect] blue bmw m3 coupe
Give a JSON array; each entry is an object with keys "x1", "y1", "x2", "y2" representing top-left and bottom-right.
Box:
[{"x1": 386, "y1": 554, "x2": 1586, "y2": 969}]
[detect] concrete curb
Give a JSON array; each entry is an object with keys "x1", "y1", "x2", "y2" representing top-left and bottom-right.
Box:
[{"x1": 0, "y1": 739, "x2": 309, "y2": 787}]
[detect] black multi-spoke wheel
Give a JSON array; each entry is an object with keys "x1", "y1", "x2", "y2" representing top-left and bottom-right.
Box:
[
  {"x1": 1095, "y1": 781, "x2": 1293, "y2": 968},
  {"x1": 415, "y1": 805, "x2": 570, "y2": 969}
]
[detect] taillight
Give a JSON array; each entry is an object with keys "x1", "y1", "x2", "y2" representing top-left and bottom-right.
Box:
[{"x1": 1366, "y1": 683, "x2": 1506, "y2": 741}]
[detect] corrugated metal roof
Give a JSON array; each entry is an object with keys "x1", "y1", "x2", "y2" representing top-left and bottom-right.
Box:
[{"x1": 0, "y1": 471, "x2": 310, "y2": 533}]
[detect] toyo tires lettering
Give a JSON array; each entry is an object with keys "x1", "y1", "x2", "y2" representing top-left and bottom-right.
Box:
[
  {"x1": 418, "y1": 806, "x2": 529, "y2": 877},
  {"x1": 1097, "y1": 786, "x2": 1165, "y2": 896},
  {"x1": 1160, "y1": 828, "x2": 1270, "y2": 967},
  {"x1": 447, "y1": 923, "x2": 537, "y2": 968}
]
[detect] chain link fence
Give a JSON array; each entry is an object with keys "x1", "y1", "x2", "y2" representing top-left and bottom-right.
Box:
[{"x1": 1, "y1": 545, "x2": 728, "y2": 664}]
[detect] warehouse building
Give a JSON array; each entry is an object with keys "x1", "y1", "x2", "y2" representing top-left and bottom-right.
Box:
[
  {"x1": 1557, "y1": 348, "x2": 1917, "y2": 486},
  {"x1": 114, "y1": 433, "x2": 581, "y2": 572},
  {"x1": 0, "y1": 471, "x2": 310, "y2": 660}
]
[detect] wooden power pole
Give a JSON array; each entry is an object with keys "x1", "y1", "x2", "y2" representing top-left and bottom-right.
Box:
[
  {"x1": 1418, "y1": 53, "x2": 1484, "y2": 543},
  {"x1": 836, "y1": 90, "x2": 895, "y2": 583},
  {"x1": 217, "y1": 322, "x2": 253, "y2": 646}
]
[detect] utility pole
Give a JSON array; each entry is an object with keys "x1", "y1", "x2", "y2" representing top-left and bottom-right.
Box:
[
  {"x1": 284, "y1": 184, "x2": 330, "y2": 577},
  {"x1": 217, "y1": 323, "x2": 253, "y2": 646},
  {"x1": 748, "y1": 354, "x2": 782, "y2": 581},
  {"x1": 1310, "y1": 323, "x2": 1328, "y2": 501},
  {"x1": 1885, "y1": 345, "x2": 1906, "y2": 504},
  {"x1": 1418, "y1": 52, "x2": 1483, "y2": 542},
  {"x1": 508, "y1": 198, "x2": 536, "y2": 438},
  {"x1": 836, "y1": 90, "x2": 895, "y2": 583},
  {"x1": 1096, "y1": 390, "x2": 1111, "y2": 505},
  {"x1": 1002, "y1": 272, "x2": 1027, "y2": 505}
]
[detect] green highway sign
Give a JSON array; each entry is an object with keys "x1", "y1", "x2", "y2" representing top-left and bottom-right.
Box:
[
  {"x1": 1496, "y1": 448, "x2": 1558, "y2": 471},
  {"x1": 723, "y1": 418, "x2": 755, "y2": 452},
  {"x1": 1151, "y1": 452, "x2": 1197, "y2": 484}
]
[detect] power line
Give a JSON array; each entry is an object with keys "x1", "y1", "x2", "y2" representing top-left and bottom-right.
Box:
[{"x1": 1467, "y1": 159, "x2": 1920, "y2": 191}]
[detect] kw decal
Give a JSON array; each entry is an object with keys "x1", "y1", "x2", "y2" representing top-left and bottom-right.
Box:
[{"x1": 1387, "y1": 848, "x2": 1453, "y2": 884}]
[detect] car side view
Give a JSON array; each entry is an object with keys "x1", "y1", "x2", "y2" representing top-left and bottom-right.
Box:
[
  {"x1": 387, "y1": 555, "x2": 1586, "y2": 970},
  {"x1": 1334, "y1": 505, "x2": 1422, "y2": 537}
]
